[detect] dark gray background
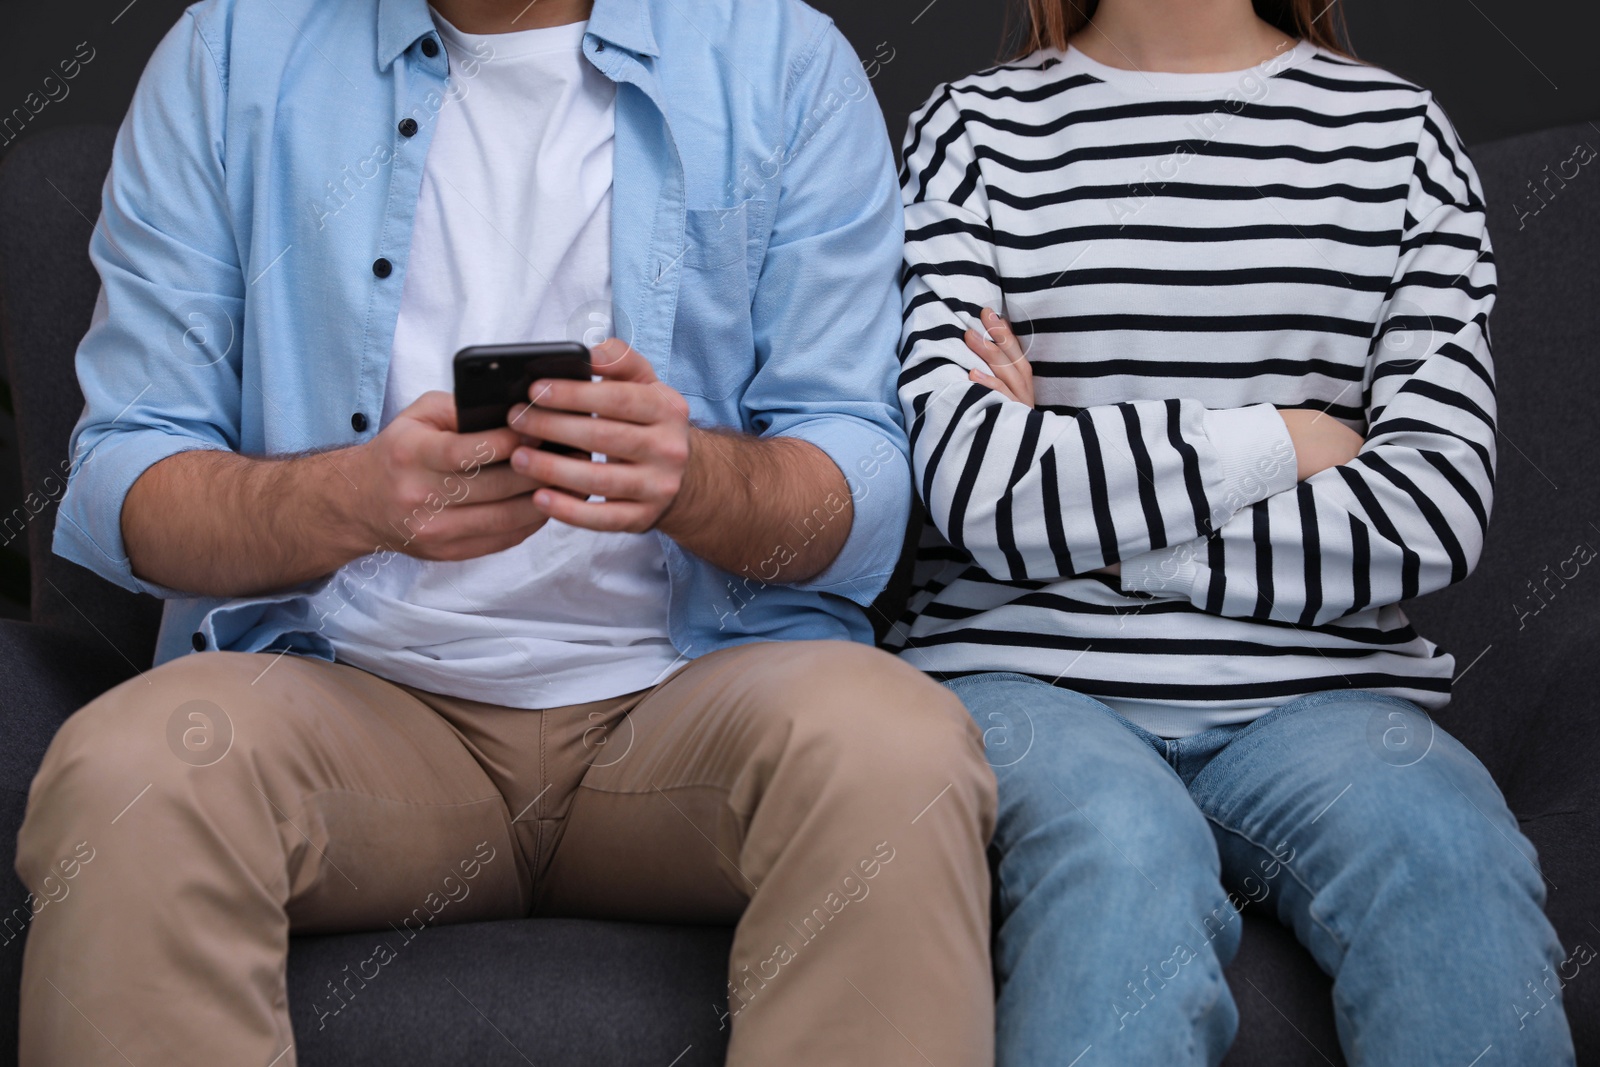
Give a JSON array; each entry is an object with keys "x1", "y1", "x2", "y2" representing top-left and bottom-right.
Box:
[
  {"x1": 0, "y1": 0, "x2": 1594, "y2": 616},
  {"x1": 3, "y1": 0, "x2": 1594, "y2": 153}
]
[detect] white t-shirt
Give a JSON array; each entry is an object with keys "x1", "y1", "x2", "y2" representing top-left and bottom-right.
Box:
[{"x1": 311, "y1": 13, "x2": 681, "y2": 708}]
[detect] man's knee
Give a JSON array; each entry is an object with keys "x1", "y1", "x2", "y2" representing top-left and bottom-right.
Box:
[
  {"x1": 38, "y1": 652, "x2": 286, "y2": 786},
  {"x1": 752, "y1": 640, "x2": 972, "y2": 731},
  {"x1": 752, "y1": 641, "x2": 993, "y2": 824},
  {"x1": 20, "y1": 651, "x2": 314, "y2": 881}
]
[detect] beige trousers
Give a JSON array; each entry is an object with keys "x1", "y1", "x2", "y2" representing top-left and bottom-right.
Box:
[{"x1": 15, "y1": 639, "x2": 995, "y2": 1066}]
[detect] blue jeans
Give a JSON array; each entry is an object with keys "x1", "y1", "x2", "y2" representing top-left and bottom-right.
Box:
[{"x1": 946, "y1": 674, "x2": 1576, "y2": 1067}]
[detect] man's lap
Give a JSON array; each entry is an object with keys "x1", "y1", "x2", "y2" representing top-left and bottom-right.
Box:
[
  {"x1": 25, "y1": 639, "x2": 972, "y2": 930},
  {"x1": 535, "y1": 639, "x2": 986, "y2": 919}
]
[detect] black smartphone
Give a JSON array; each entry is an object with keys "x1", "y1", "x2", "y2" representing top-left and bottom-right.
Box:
[{"x1": 453, "y1": 342, "x2": 591, "y2": 456}]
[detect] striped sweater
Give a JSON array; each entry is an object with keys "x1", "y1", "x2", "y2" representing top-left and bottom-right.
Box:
[{"x1": 885, "y1": 41, "x2": 1497, "y2": 737}]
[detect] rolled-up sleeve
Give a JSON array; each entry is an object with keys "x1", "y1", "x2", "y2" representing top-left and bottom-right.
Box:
[
  {"x1": 52, "y1": 13, "x2": 242, "y2": 598},
  {"x1": 741, "y1": 21, "x2": 911, "y2": 604}
]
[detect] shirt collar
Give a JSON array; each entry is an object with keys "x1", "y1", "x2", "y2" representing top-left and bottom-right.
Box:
[
  {"x1": 376, "y1": 0, "x2": 435, "y2": 70},
  {"x1": 586, "y1": 0, "x2": 661, "y2": 58},
  {"x1": 376, "y1": 0, "x2": 659, "y2": 70}
]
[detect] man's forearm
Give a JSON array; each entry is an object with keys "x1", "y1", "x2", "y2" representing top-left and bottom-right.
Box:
[
  {"x1": 122, "y1": 448, "x2": 367, "y2": 598},
  {"x1": 124, "y1": 392, "x2": 550, "y2": 599},
  {"x1": 659, "y1": 428, "x2": 852, "y2": 583}
]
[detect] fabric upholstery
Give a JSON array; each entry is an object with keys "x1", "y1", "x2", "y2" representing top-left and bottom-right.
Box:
[
  {"x1": 0, "y1": 125, "x2": 160, "y2": 665},
  {"x1": 288, "y1": 919, "x2": 734, "y2": 1066}
]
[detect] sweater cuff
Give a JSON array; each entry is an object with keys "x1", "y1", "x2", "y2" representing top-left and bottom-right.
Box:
[
  {"x1": 1120, "y1": 540, "x2": 1204, "y2": 598},
  {"x1": 1202, "y1": 404, "x2": 1298, "y2": 524}
]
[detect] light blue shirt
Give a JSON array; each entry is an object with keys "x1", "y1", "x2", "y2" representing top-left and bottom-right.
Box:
[{"x1": 54, "y1": 0, "x2": 910, "y2": 668}]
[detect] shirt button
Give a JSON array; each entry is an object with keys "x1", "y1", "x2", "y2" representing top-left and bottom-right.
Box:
[
  {"x1": 398, "y1": 118, "x2": 418, "y2": 137},
  {"x1": 372, "y1": 257, "x2": 392, "y2": 278},
  {"x1": 594, "y1": 39, "x2": 606, "y2": 52},
  {"x1": 351, "y1": 412, "x2": 369, "y2": 432},
  {"x1": 191, "y1": 631, "x2": 207, "y2": 651},
  {"x1": 420, "y1": 36, "x2": 439, "y2": 57}
]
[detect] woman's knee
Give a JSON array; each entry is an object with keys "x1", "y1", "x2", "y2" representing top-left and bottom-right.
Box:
[{"x1": 948, "y1": 678, "x2": 1210, "y2": 865}]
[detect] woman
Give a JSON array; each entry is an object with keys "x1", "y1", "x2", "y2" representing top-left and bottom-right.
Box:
[{"x1": 891, "y1": 0, "x2": 1575, "y2": 1063}]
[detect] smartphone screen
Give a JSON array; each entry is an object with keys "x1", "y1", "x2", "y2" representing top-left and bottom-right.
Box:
[{"x1": 453, "y1": 342, "x2": 591, "y2": 456}]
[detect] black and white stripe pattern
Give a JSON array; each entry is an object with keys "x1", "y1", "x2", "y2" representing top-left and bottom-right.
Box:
[{"x1": 887, "y1": 43, "x2": 1496, "y2": 737}]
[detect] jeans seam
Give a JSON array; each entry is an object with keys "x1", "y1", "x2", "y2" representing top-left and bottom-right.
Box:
[
  {"x1": 1200, "y1": 811, "x2": 1348, "y2": 959},
  {"x1": 1180, "y1": 690, "x2": 1414, "y2": 798},
  {"x1": 1186, "y1": 952, "x2": 1227, "y2": 1063}
]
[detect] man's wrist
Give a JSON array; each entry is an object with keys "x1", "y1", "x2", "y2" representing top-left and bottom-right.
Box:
[
  {"x1": 654, "y1": 425, "x2": 720, "y2": 542},
  {"x1": 303, "y1": 444, "x2": 380, "y2": 564}
]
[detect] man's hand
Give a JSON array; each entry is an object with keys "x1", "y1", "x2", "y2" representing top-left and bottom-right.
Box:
[
  {"x1": 347, "y1": 391, "x2": 549, "y2": 560},
  {"x1": 511, "y1": 338, "x2": 853, "y2": 582},
  {"x1": 508, "y1": 339, "x2": 693, "y2": 534},
  {"x1": 1278, "y1": 408, "x2": 1365, "y2": 481}
]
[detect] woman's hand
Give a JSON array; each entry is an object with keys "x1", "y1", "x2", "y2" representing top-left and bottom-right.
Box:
[
  {"x1": 963, "y1": 308, "x2": 1122, "y2": 577},
  {"x1": 1278, "y1": 408, "x2": 1365, "y2": 481},
  {"x1": 965, "y1": 307, "x2": 1035, "y2": 408}
]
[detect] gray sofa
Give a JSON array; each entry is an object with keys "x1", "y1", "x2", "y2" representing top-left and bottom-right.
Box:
[{"x1": 1, "y1": 119, "x2": 1595, "y2": 1065}]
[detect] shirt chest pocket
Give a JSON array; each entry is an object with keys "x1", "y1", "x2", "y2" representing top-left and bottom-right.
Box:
[{"x1": 667, "y1": 199, "x2": 772, "y2": 401}]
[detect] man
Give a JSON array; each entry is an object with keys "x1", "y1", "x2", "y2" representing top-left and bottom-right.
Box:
[{"x1": 14, "y1": 0, "x2": 997, "y2": 1064}]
